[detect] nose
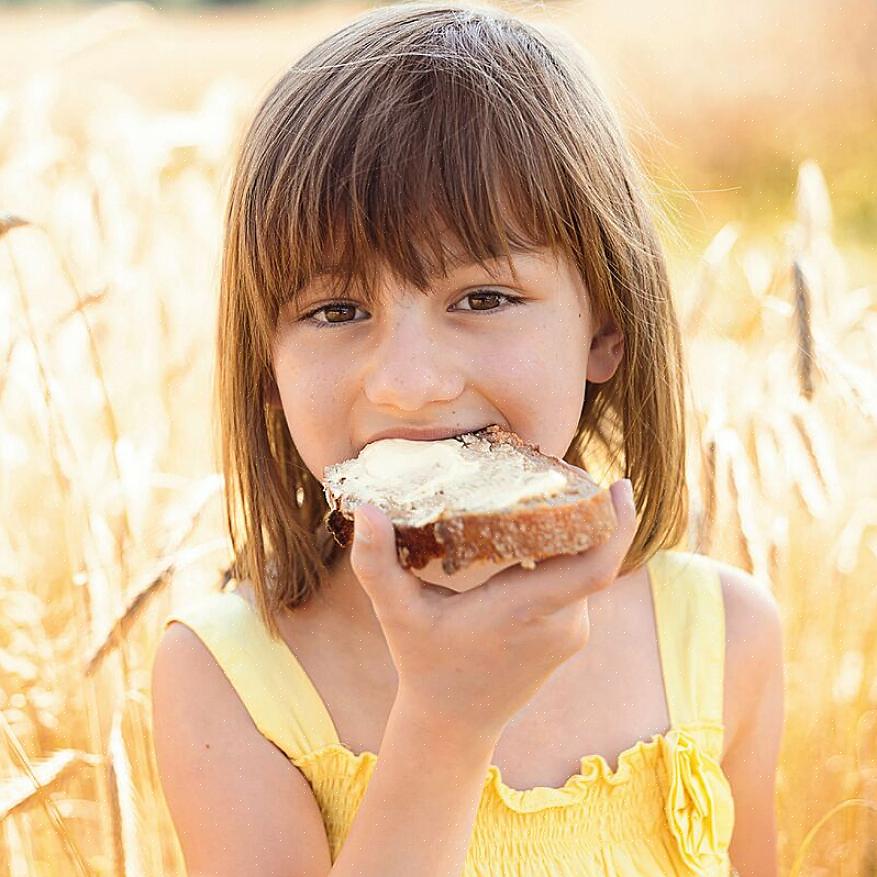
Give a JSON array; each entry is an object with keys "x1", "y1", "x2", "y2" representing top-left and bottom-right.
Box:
[{"x1": 361, "y1": 302, "x2": 464, "y2": 410}]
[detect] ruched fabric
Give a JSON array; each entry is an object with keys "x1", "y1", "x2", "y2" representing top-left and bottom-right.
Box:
[{"x1": 163, "y1": 549, "x2": 735, "y2": 875}]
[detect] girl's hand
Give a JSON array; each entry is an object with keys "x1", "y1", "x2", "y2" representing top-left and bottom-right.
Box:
[{"x1": 349, "y1": 479, "x2": 637, "y2": 740}]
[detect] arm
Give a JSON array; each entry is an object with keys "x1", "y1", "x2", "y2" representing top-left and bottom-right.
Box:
[
  {"x1": 151, "y1": 622, "x2": 332, "y2": 877},
  {"x1": 330, "y1": 694, "x2": 498, "y2": 876},
  {"x1": 152, "y1": 622, "x2": 497, "y2": 877},
  {"x1": 719, "y1": 566, "x2": 786, "y2": 877}
]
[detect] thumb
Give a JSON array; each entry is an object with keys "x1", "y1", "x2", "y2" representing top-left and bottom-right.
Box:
[{"x1": 349, "y1": 503, "x2": 420, "y2": 616}]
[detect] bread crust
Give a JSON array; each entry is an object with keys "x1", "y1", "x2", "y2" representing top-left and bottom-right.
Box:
[{"x1": 324, "y1": 425, "x2": 618, "y2": 574}]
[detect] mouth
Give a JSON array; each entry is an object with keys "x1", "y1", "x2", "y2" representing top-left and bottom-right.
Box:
[{"x1": 357, "y1": 424, "x2": 496, "y2": 456}]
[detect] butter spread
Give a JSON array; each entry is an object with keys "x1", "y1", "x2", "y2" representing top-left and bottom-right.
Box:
[{"x1": 323, "y1": 435, "x2": 568, "y2": 527}]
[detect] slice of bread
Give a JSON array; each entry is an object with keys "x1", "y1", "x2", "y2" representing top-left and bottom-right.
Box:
[{"x1": 322, "y1": 424, "x2": 617, "y2": 575}]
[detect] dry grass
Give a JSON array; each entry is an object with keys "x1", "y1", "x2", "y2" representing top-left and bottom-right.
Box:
[{"x1": 0, "y1": 2, "x2": 875, "y2": 875}]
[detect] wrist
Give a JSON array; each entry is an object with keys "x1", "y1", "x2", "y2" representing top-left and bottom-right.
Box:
[{"x1": 392, "y1": 687, "x2": 504, "y2": 756}]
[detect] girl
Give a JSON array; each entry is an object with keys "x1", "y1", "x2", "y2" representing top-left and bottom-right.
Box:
[{"x1": 151, "y1": 2, "x2": 785, "y2": 875}]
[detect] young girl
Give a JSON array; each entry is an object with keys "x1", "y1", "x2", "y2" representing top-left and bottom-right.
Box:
[{"x1": 151, "y1": 2, "x2": 785, "y2": 875}]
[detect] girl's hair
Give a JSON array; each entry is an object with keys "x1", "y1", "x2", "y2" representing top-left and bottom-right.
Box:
[{"x1": 216, "y1": 0, "x2": 689, "y2": 638}]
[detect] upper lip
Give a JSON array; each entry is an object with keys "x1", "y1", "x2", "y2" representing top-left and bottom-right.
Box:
[{"x1": 359, "y1": 424, "x2": 491, "y2": 454}]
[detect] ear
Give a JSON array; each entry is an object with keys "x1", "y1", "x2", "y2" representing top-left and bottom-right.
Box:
[{"x1": 586, "y1": 319, "x2": 624, "y2": 384}]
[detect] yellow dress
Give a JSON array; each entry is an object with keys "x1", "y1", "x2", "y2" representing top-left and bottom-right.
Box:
[{"x1": 162, "y1": 549, "x2": 735, "y2": 875}]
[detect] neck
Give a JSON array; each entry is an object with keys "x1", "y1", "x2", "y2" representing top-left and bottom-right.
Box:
[{"x1": 306, "y1": 547, "x2": 386, "y2": 638}]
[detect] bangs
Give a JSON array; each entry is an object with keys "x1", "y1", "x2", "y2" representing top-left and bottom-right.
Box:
[{"x1": 236, "y1": 17, "x2": 600, "y2": 346}]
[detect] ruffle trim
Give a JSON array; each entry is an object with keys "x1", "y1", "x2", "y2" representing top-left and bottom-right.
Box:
[
  {"x1": 289, "y1": 721, "x2": 727, "y2": 807},
  {"x1": 292, "y1": 738, "x2": 658, "y2": 813},
  {"x1": 290, "y1": 722, "x2": 733, "y2": 873},
  {"x1": 483, "y1": 733, "x2": 663, "y2": 813}
]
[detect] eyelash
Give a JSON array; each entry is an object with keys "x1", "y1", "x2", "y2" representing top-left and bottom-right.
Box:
[{"x1": 300, "y1": 289, "x2": 525, "y2": 329}]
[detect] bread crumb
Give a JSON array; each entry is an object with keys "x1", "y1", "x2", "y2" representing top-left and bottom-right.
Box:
[{"x1": 520, "y1": 558, "x2": 536, "y2": 570}]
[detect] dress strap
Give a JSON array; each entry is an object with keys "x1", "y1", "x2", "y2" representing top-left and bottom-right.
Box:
[
  {"x1": 647, "y1": 550, "x2": 726, "y2": 729},
  {"x1": 162, "y1": 590, "x2": 341, "y2": 761}
]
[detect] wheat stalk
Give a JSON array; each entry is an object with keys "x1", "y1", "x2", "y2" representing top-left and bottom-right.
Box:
[
  {"x1": 698, "y1": 437, "x2": 717, "y2": 554},
  {"x1": 3, "y1": 237, "x2": 79, "y2": 498},
  {"x1": 0, "y1": 748, "x2": 102, "y2": 821},
  {"x1": 811, "y1": 332, "x2": 877, "y2": 423},
  {"x1": 789, "y1": 799, "x2": 877, "y2": 877},
  {"x1": 788, "y1": 399, "x2": 840, "y2": 505},
  {"x1": 792, "y1": 260, "x2": 816, "y2": 400},
  {"x1": 107, "y1": 699, "x2": 147, "y2": 877},
  {"x1": 682, "y1": 222, "x2": 740, "y2": 336},
  {"x1": 752, "y1": 418, "x2": 787, "y2": 502},
  {"x1": 0, "y1": 215, "x2": 29, "y2": 238},
  {"x1": 767, "y1": 407, "x2": 831, "y2": 519},
  {"x1": 84, "y1": 475, "x2": 223, "y2": 675},
  {"x1": 833, "y1": 499, "x2": 877, "y2": 576},
  {"x1": 0, "y1": 712, "x2": 96, "y2": 874}
]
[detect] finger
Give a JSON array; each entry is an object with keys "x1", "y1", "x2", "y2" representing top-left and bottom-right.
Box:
[
  {"x1": 481, "y1": 478, "x2": 637, "y2": 617},
  {"x1": 349, "y1": 502, "x2": 421, "y2": 616}
]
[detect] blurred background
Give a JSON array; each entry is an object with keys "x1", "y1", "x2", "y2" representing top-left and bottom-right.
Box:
[{"x1": 0, "y1": 0, "x2": 875, "y2": 874}]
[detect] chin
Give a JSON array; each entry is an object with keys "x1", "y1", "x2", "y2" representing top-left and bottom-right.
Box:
[{"x1": 411, "y1": 555, "x2": 522, "y2": 592}]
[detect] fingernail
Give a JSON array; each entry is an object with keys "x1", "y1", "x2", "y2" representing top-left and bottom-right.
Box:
[
  {"x1": 354, "y1": 506, "x2": 374, "y2": 543},
  {"x1": 623, "y1": 478, "x2": 633, "y2": 499}
]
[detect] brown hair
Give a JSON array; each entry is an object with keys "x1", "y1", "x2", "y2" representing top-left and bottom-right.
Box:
[{"x1": 216, "y1": 0, "x2": 689, "y2": 639}]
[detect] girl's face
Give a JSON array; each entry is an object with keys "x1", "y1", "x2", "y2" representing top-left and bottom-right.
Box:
[{"x1": 269, "y1": 243, "x2": 624, "y2": 591}]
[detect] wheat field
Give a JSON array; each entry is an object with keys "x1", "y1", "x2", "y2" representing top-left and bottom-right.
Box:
[{"x1": 1, "y1": 2, "x2": 875, "y2": 875}]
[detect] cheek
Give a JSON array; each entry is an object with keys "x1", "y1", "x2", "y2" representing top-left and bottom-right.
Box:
[
  {"x1": 275, "y1": 351, "x2": 344, "y2": 417},
  {"x1": 481, "y1": 321, "x2": 586, "y2": 401},
  {"x1": 476, "y1": 319, "x2": 586, "y2": 459},
  {"x1": 273, "y1": 351, "x2": 350, "y2": 481}
]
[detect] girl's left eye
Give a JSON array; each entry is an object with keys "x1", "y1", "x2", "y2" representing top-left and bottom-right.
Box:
[{"x1": 300, "y1": 289, "x2": 525, "y2": 328}]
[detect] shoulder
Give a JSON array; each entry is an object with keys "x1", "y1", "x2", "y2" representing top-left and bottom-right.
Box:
[
  {"x1": 707, "y1": 558, "x2": 784, "y2": 752},
  {"x1": 712, "y1": 558, "x2": 783, "y2": 669},
  {"x1": 706, "y1": 558, "x2": 785, "y2": 875},
  {"x1": 151, "y1": 618, "x2": 276, "y2": 765},
  {"x1": 151, "y1": 621, "x2": 332, "y2": 875}
]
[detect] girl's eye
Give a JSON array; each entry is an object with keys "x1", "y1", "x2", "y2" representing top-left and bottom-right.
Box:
[{"x1": 301, "y1": 289, "x2": 524, "y2": 328}]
